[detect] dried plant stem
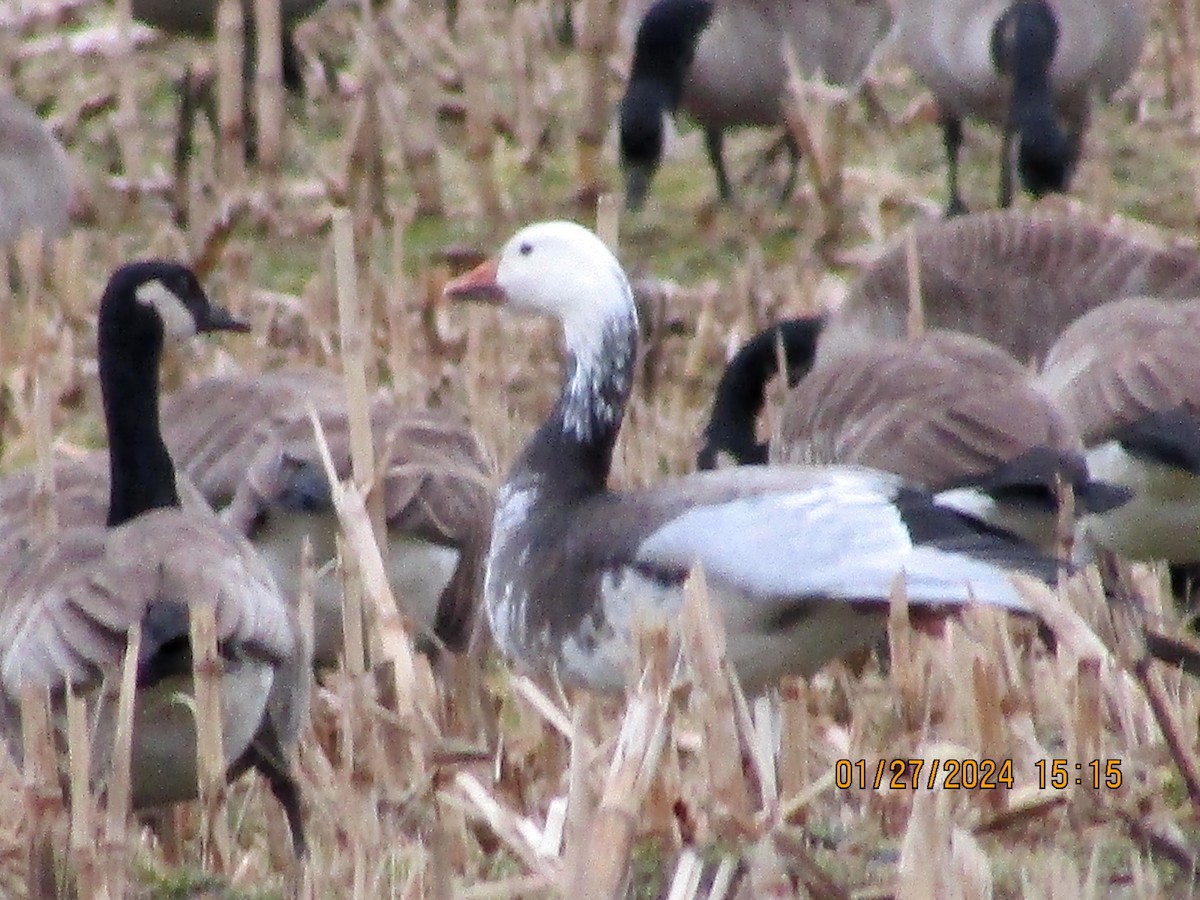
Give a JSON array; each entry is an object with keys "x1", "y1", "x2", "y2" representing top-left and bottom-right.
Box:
[
  {"x1": 459, "y1": 0, "x2": 502, "y2": 221},
  {"x1": 30, "y1": 374, "x2": 56, "y2": 538},
  {"x1": 904, "y1": 229, "x2": 923, "y2": 337},
  {"x1": 575, "y1": 0, "x2": 620, "y2": 198},
  {"x1": 112, "y1": 0, "x2": 142, "y2": 177},
  {"x1": 65, "y1": 689, "x2": 99, "y2": 898},
  {"x1": 21, "y1": 685, "x2": 61, "y2": 900},
  {"x1": 216, "y1": 0, "x2": 246, "y2": 186},
  {"x1": 101, "y1": 622, "x2": 140, "y2": 896},
  {"x1": 253, "y1": 0, "x2": 285, "y2": 171},
  {"x1": 190, "y1": 604, "x2": 232, "y2": 870},
  {"x1": 679, "y1": 568, "x2": 755, "y2": 838}
]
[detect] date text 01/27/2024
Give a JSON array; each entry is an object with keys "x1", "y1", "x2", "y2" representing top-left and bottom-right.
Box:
[{"x1": 834, "y1": 758, "x2": 1124, "y2": 791}]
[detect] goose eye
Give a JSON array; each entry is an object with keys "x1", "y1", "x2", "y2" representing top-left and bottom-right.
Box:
[{"x1": 518, "y1": 242, "x2": 533, "y2": 256}]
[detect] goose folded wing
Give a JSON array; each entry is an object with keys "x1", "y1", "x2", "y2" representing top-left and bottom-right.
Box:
[
  {"x1": 628, "y1": 468, "x2": 1045, "y2": 613},
  {"x1": 0, "y1": 510, "x2": 298, "y2": 699}
]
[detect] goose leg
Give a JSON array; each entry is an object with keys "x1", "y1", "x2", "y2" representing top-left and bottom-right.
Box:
[
  {"x1": 228, "y1": 739, "x2": 307, "y2": 857},
  {"x1": 998, "y1": 118, "x2": 1016, "y2": 208},
  {"x1": 172, "y1": 66, "x2": 201, "y2": 229},
  {"x1": 704, "y1": 126, "x2": 734, "y2": 202},
  {"x1": 941, "y1": 115, "x2": 968, "y2": 217}
]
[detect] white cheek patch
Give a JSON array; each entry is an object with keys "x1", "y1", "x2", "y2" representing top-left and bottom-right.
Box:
[{"x1": 134, "y1": 279, "x2": 196, "y2": 344}]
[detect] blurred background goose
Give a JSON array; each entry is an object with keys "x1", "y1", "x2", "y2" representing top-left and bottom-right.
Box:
[
  {"x1": 0, "y1": 94, "x2": 72, "y2": 247},
  {"x1": 0, "y1": 262, "x2": 310, "y2": 854},
  {"x1": 1037, "y1": 298, "x2": 1200, "y2": 597},
  {"x1": 893, "y1": 0, "x2": 1146, "y2": 214},
  {"x1": 160, "y1": 369, "x2": 495, "y2": 667},
  {"x1": 445, "y1": 221, "x2": 1056, "y2": 692},
  {"x1": 832, "y1": 210, "x2": 1200, "y2": 366},
  {"x1": 618, "y1": 0, "x2": 892, "y2": 209}
]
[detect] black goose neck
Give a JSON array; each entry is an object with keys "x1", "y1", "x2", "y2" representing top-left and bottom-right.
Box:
[
  {"x1": 98, "y1": 286, "x2": 180, "y2": 527},
  {"x1": 993, "y1": 1, "x2": 1057, "y2": 106},
  {"x1": 630, "y1": 0, "x2": 713, "y2": 103},
  {"x1": 698, "y1": 317, "x2": 823, "y2": 469},
  {"x1": 517, "y1": 313, "x2": 637, "y2": 500}
]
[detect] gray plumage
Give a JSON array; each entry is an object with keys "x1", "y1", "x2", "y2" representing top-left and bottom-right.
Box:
[
  {"x1": 618, "y1": 0, "x2": 892, "y2": 207},
  {"x1": 893, "y1": 0, "x2": 1146, "y2": 212},
  {"x1": 774, "y1": 330, "x2": 1114, "y2": 549},
  {"x1": 1038, "y1": 297, "x2": 1200, "y2": 563},
  {"x1": 160, "y1": 369, "x2": 495, "y2": 664},
  {"x1": 0, "y1": 262, "x2": 310, "y2": 854},
  {"x1": 833, "y1": 210, "x2": 1200, "y2": 366}
]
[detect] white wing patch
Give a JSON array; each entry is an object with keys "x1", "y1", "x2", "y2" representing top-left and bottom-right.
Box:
[
  {"x1": 637, "y1": 474, "x2": 1030, "y2": 611},
  {"x1": 135, "y1": 279, "x2": 195, "y2": 344}
]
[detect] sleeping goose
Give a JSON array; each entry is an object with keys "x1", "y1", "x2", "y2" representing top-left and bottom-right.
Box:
[
  {"x1": 160, "y1": 370, "x2": 494, "y2": 666},
  {"x1": 618, "y1": 0, "x2": 892, "y2": 209},
  {"x1": 443, "y1": 221, "x2": 1057, "y2": 692},
  {"x1": 0, "y1": 94, "x2": 71, "y2": 246},
  {"x1": 832, "y1": 210, "x2": 1200, "y2": 366},
  {"x1": 893, "y1": 0, "x2": 1146, "y2": 214},
  {"x1": 0, "y1": 262, "x2": 310, "y2": 854},
  {"x1": 1037, "y1": 297, "x2": 1200, "y2": 574}
]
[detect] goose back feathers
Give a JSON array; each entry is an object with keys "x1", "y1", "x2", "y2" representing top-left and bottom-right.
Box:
[
  {"x1": 834, "y1": 211, "x2": 1200, "y2": 366},
  {"x1": 446, "y1": 221, "x2": 1056, "y2": 692},
  {"x1": 161, "y1": 370, "x2": 494, "y2": 663},
  {"x1": 1038, "y1": 297, "x2": 1200, "y2": 563}
]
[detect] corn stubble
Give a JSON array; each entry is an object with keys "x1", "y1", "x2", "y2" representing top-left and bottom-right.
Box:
[{"x1": 3, "y1": 0, "x2": 1200, "y2": 896}]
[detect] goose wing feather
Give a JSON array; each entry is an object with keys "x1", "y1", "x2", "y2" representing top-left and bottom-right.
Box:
[
  {"x1": 622, "y1": 467, "x2": 1035, "y2": 611},
  {"x1": 0, "y1": 508, "x2": 298, "y2": 697}
]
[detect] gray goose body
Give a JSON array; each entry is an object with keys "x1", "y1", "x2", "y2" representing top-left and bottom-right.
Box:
[
  {"x1": 834, "y1": 210, "x2": 1200, "y2": 366},
  {"x1": 446, "y1": 221, "x2": 1055, "y2": 693},
  {"x1": 1037, "y1": 297, "x2": 1200, "y2": 564},
  {"x1": 160, "y1": 369, "x2": 494, "y2": 664},
  {"x1": 0, "y1": 94, "x2": 71, "y2": 245},
  {"x1": 893, "y1": 0, "x2": 1145, "y2": 211},
  {"x1": 0, "y1": 264, "x2": 309, "y2": 853}
]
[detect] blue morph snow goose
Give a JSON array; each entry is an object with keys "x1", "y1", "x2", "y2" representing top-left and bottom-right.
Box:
[
  {"x1": 444, "y1": 221, "x2": 1056, "y2": 691},
  {"x1": 893, "y1": 0, "x2": 1146, "y2": 214},
  {"x1": 618, "y1": 0, "x2": 892, "y2": 209},
  {"x1": 0, "y1": 263, "x2": 310, "y2": 854}
]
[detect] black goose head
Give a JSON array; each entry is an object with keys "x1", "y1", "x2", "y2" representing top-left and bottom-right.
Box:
[
  {"x1": 991, "y1": 0, "x2": 1074, "y2": 199},
  {"x1": 99, "y1": 261, "x2": 248, "y2": 353},
  {"x1": 697, "y1": 316, "x2": 825, "y2": 470},
  {"x1": 99, "y1": 261, "x2": 248, "y2": 527},
  {"x1": 619, "y1": 0, "x2": 714, "y2": 210}
]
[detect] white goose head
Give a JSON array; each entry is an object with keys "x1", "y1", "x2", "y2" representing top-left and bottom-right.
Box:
[
  {"x1": 447, "y1": 221, "x2": 639, "y2": 446},
  {"x1": 447, "y1": 221, "x2": 637, "y2": 357}
]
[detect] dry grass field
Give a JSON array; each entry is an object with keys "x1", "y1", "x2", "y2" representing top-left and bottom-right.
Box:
[{"x1": 3, "y1": 0, "x2": 1200, "y2": 896}]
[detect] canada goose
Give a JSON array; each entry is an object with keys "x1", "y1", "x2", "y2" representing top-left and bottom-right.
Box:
[
  {"x1": 618, "y1": 0, "x2": 892, "y2": 209},
  {"x1": 893, "y1": 0, "x2": 1146, "y2": 214},
  {"x1": 695, "y1": 316, "x2": 824, "y2": 469},
  {"x1": 160, "y1": 370, "x2": 494, "y2": 666},
  {"x1": 833, "y1": 210, "x2": 1200, "y2": 366},
  {"x1": 442, "y1": 221, "x2": 1056, "y2": 692},
  {"x1": 0, "y1": 262, "x2": 310, "y2": 854},
  {"x1": 1037, "y1": 297, "x2": 1200, "y2": 570},
  {"x1": 0, "y1": 94, "x2": 71, "y2": 245}
]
